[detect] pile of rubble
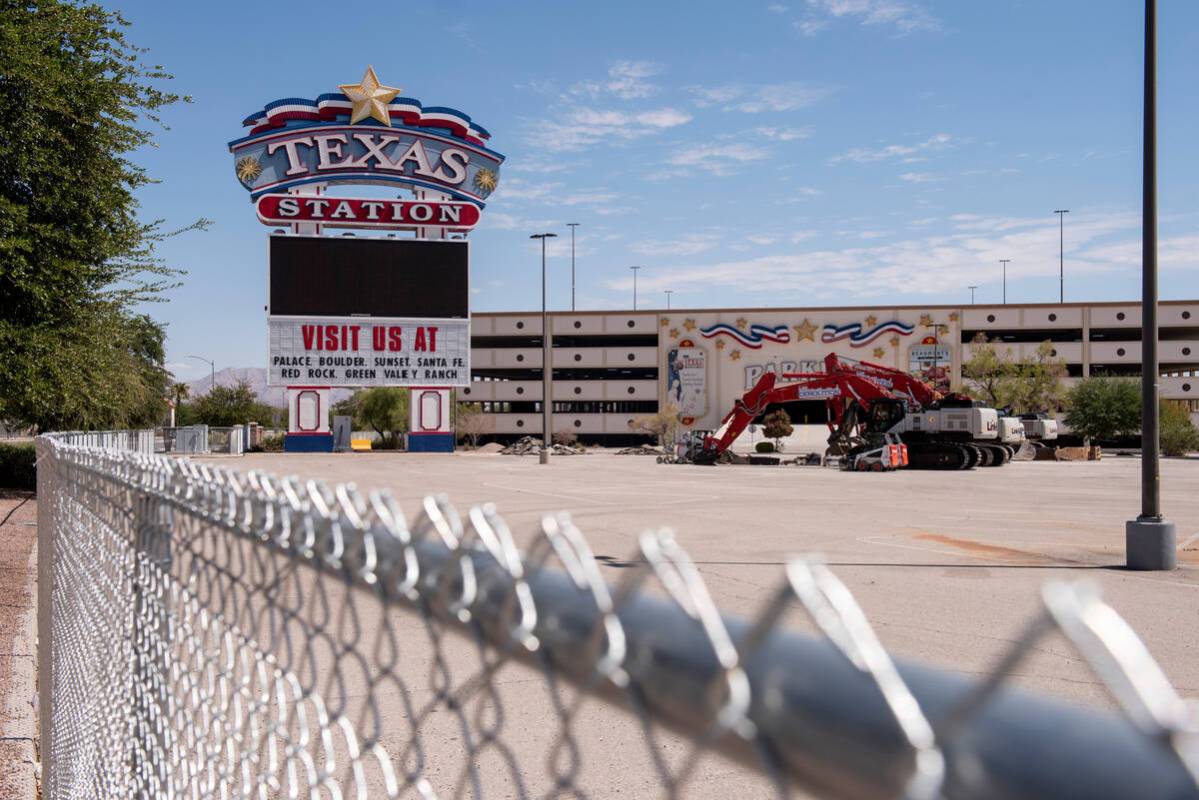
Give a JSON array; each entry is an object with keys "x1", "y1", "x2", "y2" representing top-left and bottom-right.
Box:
[
  {"x1": 499, "y1": 436, "x2": 586, "y2": 456},
  {"x1": 615, "y1": 445, "x2": 663, "y2": 456}
]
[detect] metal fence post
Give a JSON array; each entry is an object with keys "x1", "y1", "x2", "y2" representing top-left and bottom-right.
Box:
[{"x1": 35, "y1": 439, "x2": 55, "y2": 798}]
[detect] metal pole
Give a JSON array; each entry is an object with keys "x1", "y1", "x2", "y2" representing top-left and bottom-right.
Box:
[
  {"x1": 968, "y1": 286, "x2": 978, "y2": 305},
  {"x1": 1054, "y1": 210, "x2": 1069, "y2": 303},
  {"x1": 665, "y1": 290, "x2": 673, "y2": 310},
  {"x1": 630, "y1": 266, "x2": 641, "y2": 310},
  {"x1": 1126, "y1": 0, "x2": 1175, "y2": 570},
  {"x1": 187, "y1": 355, "x2": 215, "y2": 395},
  {"x1": 531, "y1": 233, "x2": 557, "y2": 463},
  {"x1": 567, "y1": 223, "x2": 579, "y2": 312},
  {"x1": 999, "y1": 260, "x2": 1010, "y2": 304}
]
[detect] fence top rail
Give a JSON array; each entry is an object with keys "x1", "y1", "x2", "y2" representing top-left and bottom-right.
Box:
[{"x1": 34, "y1": 432, "x2": 1199, "y2": 800}]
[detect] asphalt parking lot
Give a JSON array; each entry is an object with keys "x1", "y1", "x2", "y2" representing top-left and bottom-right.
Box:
[{"x1": 201, "y1": 450, "x2": 1199, "y2": 797}]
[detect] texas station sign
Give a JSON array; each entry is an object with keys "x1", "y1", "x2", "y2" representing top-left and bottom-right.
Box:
[
  {"x1": 269, "y1": 317, "x2": 470, "y2": 387},
  {"x1": 256, "y1": 194, "x2": 481, "y2": 231},
  {"x1": 230, "y1": 66, "x2": 502, "y2": 205}
]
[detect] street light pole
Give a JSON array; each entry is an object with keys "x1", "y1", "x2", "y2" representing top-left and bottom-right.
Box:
[
  {"x1": 664, "y1": 289, "x2": 673, "y2": 310},
  {"x1": 1126, "y1": 0, "x2": 1174, "y2": 570},
  {"x1": 968, "y1": 285, "x2": 978, "y2": 305},
  {"x1": 630, "y1": 266, "x2": 641, "y2": 310},
  {"x1": 567, "y1": 223, "x2": 580, "y2": 312},
  {"x1": 531, "y1": 233, "x2": 558, "y2": 464},
  {"x1": 187, "y1": 355, "x2": 215, "y2": 396},
  {"x1": 999, "y1": 259, "x2": 1010, "y2": 304},
  {"x1": 1054, "y1": 210, "x2": 1069, "y2": 303}
]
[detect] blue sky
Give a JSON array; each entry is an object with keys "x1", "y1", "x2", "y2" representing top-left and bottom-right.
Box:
[{"x1": 115, "y1": 0, "x2": 1199, "y2": 379}]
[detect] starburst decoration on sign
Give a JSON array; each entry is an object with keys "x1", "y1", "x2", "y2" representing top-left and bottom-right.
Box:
[
  {"x1": 683, "y1": 318, "x2": 696, "y2": 332},
  {"x1": 889, "y1": 336, "x2": 900, "y2": 348},
  {"x1": 730, "y1": 349, "x2": 742, "y2": 361},
  {"x1": 865, "y1": 314, "x2": 878, "y2": 327},
  {"x1": 949, "y1": 312, "x2": 960, "y2": 322},
  {"x1": 873, "y1": 347, "x2": 886, "y2": 359},
  {"x1": 235, "y1": 155, "x2": 262, "y2": 185},
  {"x1": 919, "y1": 313, "x2": 934, "y2": 327},
  {"x1": 473, "y1": 168, "x2": 498, "y2": 196},
  {"x1": 714, "y1": 338, "x2": 726, "y2": 349},
  {"x1": 669, "y1": 328, "x2": 680, "y2": 338},
  {"x1": 339, "y1": 65, "x2": 401, "y2": 126},
  {"x1": 735, "y1": 317, "x2": 748, "y2": 329},
  {"x1": 793, "y1": 318, "x2": 817, "y2": 341},
  {"x1": 661, "y1": 317, "x2": 670, "y2": 327}
]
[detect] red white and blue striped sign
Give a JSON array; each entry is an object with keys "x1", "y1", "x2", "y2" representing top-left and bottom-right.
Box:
[
  {"x1": 700, "y1": 323, "x2": 792, "y2": 349},
  {"x1": 821, "y1": 320, "x2": 916, "y2": 347}
]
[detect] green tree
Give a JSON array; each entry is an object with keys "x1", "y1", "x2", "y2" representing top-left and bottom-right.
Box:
[
  {"x1": 358, "y1": 388, "x2": 408, "y2": 447},
  {"x1": 0, "y1": 2, "x2": 206, "y2": 430},
  {"x1": 1064, "y1": 377, "x2": 1141, "y2": 443},
  {"x1": 961, "y1": 335, "x2": 1066, "y2": 412},
  {"x1": 961, "y1": 334, "x2": 1014, "y2": 407},
  {"x1": 761, "y1": 408, "x2": 793, "y2": 451},
  {"x1": 1159, "y1": 402, "x2": 1199, "y2": 457},
  {"x1": 190, "y1": 381, "x2": 261, "y2": 427}
]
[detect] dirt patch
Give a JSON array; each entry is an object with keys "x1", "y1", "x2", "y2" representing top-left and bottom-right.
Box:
[{"x1": 914, "y1": 532, "x2": 1065, "y2": 564}]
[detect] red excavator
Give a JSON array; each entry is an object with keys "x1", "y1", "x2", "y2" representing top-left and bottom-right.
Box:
[
  {"x1": 690, "y1": 370, "x2": 909, "y2": 470},
  {"x1": 813, "y1": 354, "x2": 1016, "y2": 467}
]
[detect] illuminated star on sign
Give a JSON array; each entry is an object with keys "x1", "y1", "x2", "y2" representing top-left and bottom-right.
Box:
[
  {"x1": 714, "y1": 338, "x2": 726, "y2": 349},
  {"x1": 873, "y1": 347, "x2": 886, "y2": 359},
  {"x1": 735, "y1": 317, "x2": 748, "y2": 329},
  {"x1": 949, "y1": 312, "x2": 960, "y2": 322},
  {"x1": 669, "y1": 328, "x2": 680, "y2": 338},
  {"x1": 339, "y1": 66, "x2": 401, "y2": 126},
  {"x1": 889, "y1": 336, "x2": 900, "y2": 347},
  {"x1": 793, "y1": 319, "x2": 817, "y2": 341},
  {"x1": 865, "y1": 315, "x2": 878, "y2": 327},
  {"x1": 730, "y1": 349, "x2": 741, "y2": 360},
  {"x1": 683, "y1": 318, "x2": 697, "y2": 332},
  {"x1": 919, "y1": 314, "x2": 934, "y2": 327},
  {"x1": 661, "y1": 317, "x2": 670, "y2": 327}
]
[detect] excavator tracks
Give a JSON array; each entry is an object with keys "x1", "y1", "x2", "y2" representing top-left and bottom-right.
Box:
[{"x1": 903, "y1": 440, "x2": 1010, "y2": 470}]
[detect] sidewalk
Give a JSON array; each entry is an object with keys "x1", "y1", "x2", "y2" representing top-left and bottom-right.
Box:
[{"x1": 0, "y1": 490, "x2": 38, "y2": 798}]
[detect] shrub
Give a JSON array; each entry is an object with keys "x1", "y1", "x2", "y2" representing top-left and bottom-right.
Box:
[
  {"x1": 0, "y1": 443, "x2": 36, "y2": 491},
  {"x1": 1064, "y1": 377, "x2": 1141, "y2": 442},
  {"x1": 552, "y1": 429, "x2": 578, "y2": 447},
  {"x1": 1160, "y1": 402, "x2": 1199, "y2": 457},
  {"x1": 755, "y1": 441, "x2": 775, "y2": 454}
]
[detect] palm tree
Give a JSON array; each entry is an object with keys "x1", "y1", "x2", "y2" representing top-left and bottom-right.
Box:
[{"x1": 172, "y1": 382, "x2": 190, "y2": 406}]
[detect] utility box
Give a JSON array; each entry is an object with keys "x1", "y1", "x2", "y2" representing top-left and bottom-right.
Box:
[{"x1": 332, "y1": 415, "x2": 352, "y2": 452}]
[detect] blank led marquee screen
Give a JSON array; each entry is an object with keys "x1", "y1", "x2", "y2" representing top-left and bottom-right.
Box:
[{"x1": 269, "y1": 236, "x2": 468, "y2": 318}]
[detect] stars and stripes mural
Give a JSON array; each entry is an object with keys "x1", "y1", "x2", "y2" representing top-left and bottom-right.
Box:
[
  {"x1": 699, "y1": 323, "x2": 792, "y2": 349},
  {"x1": 821, "y1": 320, "x2": 916, "y2": 348}
]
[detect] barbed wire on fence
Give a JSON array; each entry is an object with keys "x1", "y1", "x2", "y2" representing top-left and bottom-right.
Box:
[{"x1": 35, "y1": 431, "x2": 1199, "y2": 799}]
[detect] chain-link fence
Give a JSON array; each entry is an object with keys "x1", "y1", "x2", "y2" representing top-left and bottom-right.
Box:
[{"x1": 36, "y1": 431, "x2": 1199, "y2": 799}]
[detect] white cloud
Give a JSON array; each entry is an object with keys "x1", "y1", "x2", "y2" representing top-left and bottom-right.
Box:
[
  {"x1": 632, "y1": 233, "x2": 723, "y2": 257},
  {"x1": 690, "y1": 82, "x2": 830, "y2": 112},
  {"x1": 755, "y1": 125, "x2": 813, "y2": 141},
  {"x1": 899, "y1": 171, "x2": 940, "y2": 183},
  {"x1": 791, "y1": 230, "x2": 819, "y2": 243},
  {"x1": 527, "y1": 106, "x2": 692, "y2": 152},
  {"x1": 496, "y1": 178, "x2": 560, "y2": 201},
  {"x1": 665, "y1": 142, "x2": 771, "y2": 176},
  {"x1": 767, "y1": 3, "x2": 790, "y2": 12},
  {"x1": 829, "y1": 133, "x2": 953, "y2": 164},
  {"x1": 606, "y1": 212, "x2": 1167, "y2": 300},
  {"x1": 798, "y1": 0, "x2": 941, "y2": 36},
  {"x1": 570, "y1": 60, "x2": 661, "y2": 100},
  {"x1": 559, "y1": 190, "x2": 619, "y2": 206},
  {"x1": 748, "y1": 234, "x2": 779, "y2": 245}
]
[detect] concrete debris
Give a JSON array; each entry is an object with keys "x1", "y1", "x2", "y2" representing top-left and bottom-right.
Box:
[
  {"x1": 500, "y1": 436, "x2": 586, "y2": 456},
  {"x1": 474, "y1": 442, "x2": 505, "y2": 454},
  {"x1": 615, "y1": 445, "x2": 663, "y2": 456}
]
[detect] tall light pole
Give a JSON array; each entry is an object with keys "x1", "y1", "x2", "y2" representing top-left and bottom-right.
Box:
[
  {"x1": 531, "y1": 233, "x2": 557, "y2": 464},
  {"x1": 968, "y1": 285, "x2": 978, "y2": 305},
  {"x1": 1054, "y1": 209, "x2": 1069, "y2": 303},
  {"x1": 567, "y1": 222, "x2": 580, "y2": 312},
  {"x1": 1126, "y1": 0, "x2": 1174, "y2": 570},
  {"x1": 187, "y1": 355, "x2": 215, "y2": 396},
  {"x1": 664, "y1": 289, "x2": 673, "y2": 309},
  {"x1": 630, "y1": 265, "x2": 641, "y2": 310},
  {"x1": 999, "y1": 259, "x2": 1010, "y2": 304}
]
